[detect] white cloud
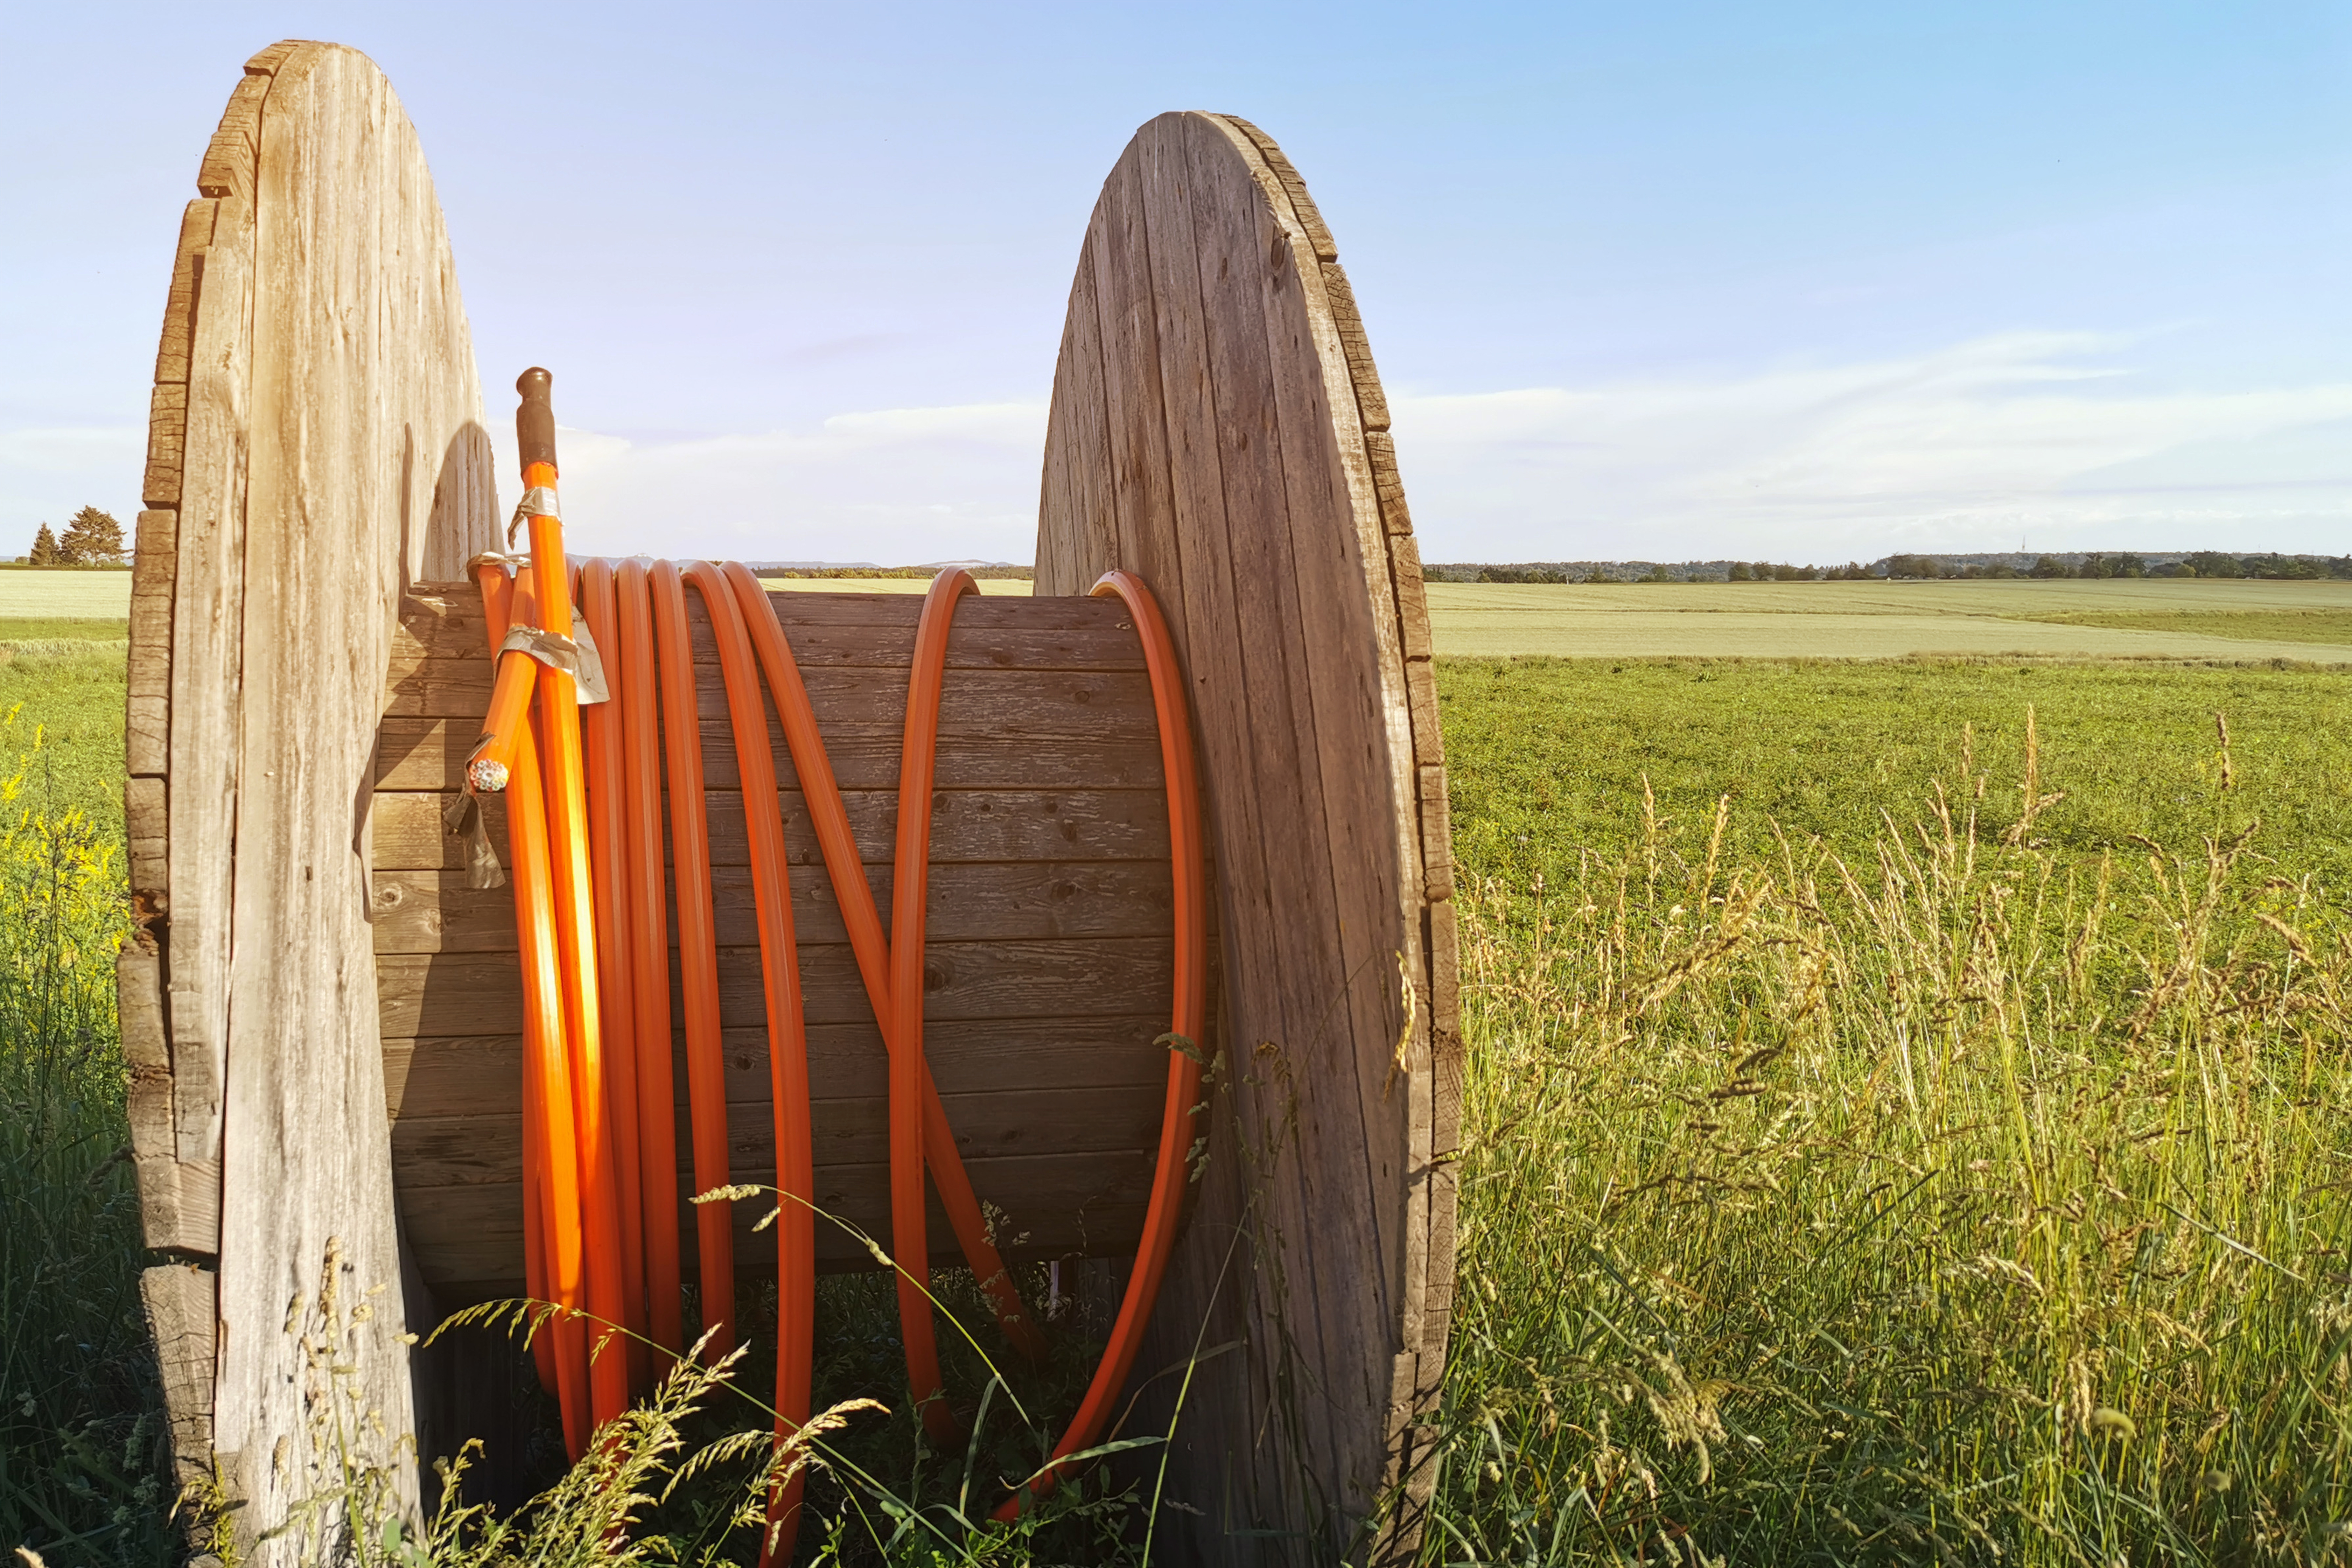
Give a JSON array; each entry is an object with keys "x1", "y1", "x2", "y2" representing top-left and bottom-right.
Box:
[
  {"x1": 12, "y1": 335, "x2": 2349, "y2": 568},
  {"x1": 492, "y1": 403, "x2": 1050, "y2": 564},
  {"x1": 1388, "y1": 332, "x2": 2352, "y2": 561}
]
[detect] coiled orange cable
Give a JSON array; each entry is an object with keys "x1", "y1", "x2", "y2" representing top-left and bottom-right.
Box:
[{"x1": 474, "y1": 374, "x2": 1208, "y2": 1554}]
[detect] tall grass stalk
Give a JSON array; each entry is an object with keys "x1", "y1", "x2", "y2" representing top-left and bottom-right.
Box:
[
  {"x1": 1428, "y1": 739, "x2": 2352, "y2": 1563},
  {"x1": 0, "y1": 706, "x2": 170, "y2": 1565}
]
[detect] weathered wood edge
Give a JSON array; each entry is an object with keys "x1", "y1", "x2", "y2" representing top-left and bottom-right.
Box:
[
  {"x1": 124, "y1": 34, "x2": 316, "y2": 1520},
  {"x1": 1212, "y1": 113, "x2": 1460, "y2": 1558}
]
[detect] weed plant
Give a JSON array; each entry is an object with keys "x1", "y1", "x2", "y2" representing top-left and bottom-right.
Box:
[
  {"x1": 0, "y1": 701, "x2": 169, "y2": 1566},
  {"x1": 1427, "y1": 680, "x2": 2352, "y2": 1562}
]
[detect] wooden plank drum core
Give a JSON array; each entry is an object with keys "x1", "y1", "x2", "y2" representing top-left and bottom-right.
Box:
[
  {"x1": 380, "y1": 586, "x2": 1181, "y2": 1292},
  {"x1": 126, "y1": 40, "x2": 1457, "y2": 1568}
]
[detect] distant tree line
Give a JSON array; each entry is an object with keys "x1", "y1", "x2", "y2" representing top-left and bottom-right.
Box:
[
  {"x1": 1876, "y1": 551, "x2": 2352, "y2": 581},
  {"x1": 1426, "y1": 550, "x2": 2352, "y2": 585},
  {"x1": 22, "y1": 507, "x2": 127, "y2": 566}
]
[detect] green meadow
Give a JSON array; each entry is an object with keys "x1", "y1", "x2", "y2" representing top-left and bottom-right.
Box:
[
  {"x1": 1426, "y1": 656, "x2": 2352, "y2": 1564},
  {"x1": 7, "y1": 577, "x2": 2352, "y2": 1563}
]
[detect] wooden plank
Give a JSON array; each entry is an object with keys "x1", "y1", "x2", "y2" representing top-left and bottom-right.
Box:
[
  {"x1": 153, "y1": 198, "x2": 219, "y2": 385},
  {"x1": 142, "y1": 383, "x2": 189, "y2": 507},
  {"x1": 393, "y1": 586, "x2": 1140, "y2": 669},
  {"x1": 1133, "y1": 111, "x2": 1312, "y2": 1538},
  {"x1": 1088, "y1": 142, "x2": 1184, "y2": 590},
  {"x1": 127, "y1": 510, "x2": 176, "y2": 782},
  {"x1": 1233, "y1": 122, "x2": 1457, "y2": 1555},
  {"x1": 1417, "y1": 765, "x2": 1453, "y2": 904},
  {"x1": 120, "y1": 941, "x2": 202, "y2": 1251},
  {"x1": 378, "y1": 936, "x2": 1172, "y2": 1038},
  {"x1": 368, "y1": 858, "x2": 1173, "y2": 953},
  {"x1": 400, "y1": 1149, "x2": 1156, "y2": 1287},
  {"x1": 1365, "y1": 431, "x2": 1415, "y2": 536},
  {"x1": 1181, "y1": 112, "x2": 1362, "y2": 1508},
  {"x1": 370, "y1": 785, "x2": 1166, "y2": 873},
  {"x1": 1220, "y1": 115, "x2": 1338, "y2": 263},
  {"x1": 1036, "y1": 303, "x2": 1084, "y2": 596},
  {"x1": 1059, "y1": 206, "x2": 1122, "y2": 591},
  {"x1": 1222, "y1": 115, "x2": 1430, "y2": 1502},
  {"x1": 125, "y1": 775, "x2": 168, "y2": 905},
  {"x1": 1391, "y1": 535, "x2": 1434, "y2": 662},
  {"x1": 376, "y1": 715, "x2": 1163, "y2": 793},
  {"x1": 164, "y1": 182, "x2": 250, "y2": 1195},
  {"x1": 1315, "y1": 263, "x2": 1392, "y2": 434},
  {"x1": 383, "y1": 1014, "x2": 1170, "y2": 1120},
  {"x1": 139, "y1": 1264, "x2": 218, "y2": 1490},
  {"x1": 391, "y1": 1082, "x2": 1162, "y2": 1191},
  {"x1": 193, "y1": 70, "x2": 268, "y2": 204}
]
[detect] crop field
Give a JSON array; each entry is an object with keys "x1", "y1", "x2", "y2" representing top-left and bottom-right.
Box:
[
  {"x1": 7, "y1": 586, "x2": 2352, "y2": 1562},
  {"x1": 1427, "y1": 578, "x2": 2352, "y2": 662},
  {"x1": 0, "y1": 571, "x2": 133, "y2": 619}
]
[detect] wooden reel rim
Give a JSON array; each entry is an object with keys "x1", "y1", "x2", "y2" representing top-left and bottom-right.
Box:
[
  {"x1": 122, "y1": 38, "x2": 502, "y2": 1547},
  {"x1": 1034, "y1": 112, "x2": 1460, "y2": 1562}
]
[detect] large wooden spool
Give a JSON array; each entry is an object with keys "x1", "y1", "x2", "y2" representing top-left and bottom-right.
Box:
[{"x1": 124, "y1": 42, "x2": 1458, "y2": 1566}]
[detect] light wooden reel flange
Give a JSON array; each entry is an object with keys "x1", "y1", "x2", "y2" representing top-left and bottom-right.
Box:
[{"x1": 123, "y1": 42, "x2": 1458, "y2": 1565}]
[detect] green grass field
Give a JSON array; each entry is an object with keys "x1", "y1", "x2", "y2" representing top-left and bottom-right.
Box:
[
  {"x1": 1427, "y1": 657, "x2": 2352, "y2": 1564},
  {"x1": 1427, "y1": 579, "x2": 2352, "y2": 662},
  {"x1": 6, "y1": 574, "x2": 2352, "y2": 1563}
]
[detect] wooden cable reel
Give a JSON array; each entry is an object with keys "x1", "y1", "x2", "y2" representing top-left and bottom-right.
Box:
[{"x1": 122, "y1": 40, "x2": 1459, "y2": 1565}]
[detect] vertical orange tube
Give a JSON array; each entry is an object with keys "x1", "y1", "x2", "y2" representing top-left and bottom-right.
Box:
[
  {"x1": 475, "y1": 559, "x2": 590, "y2": 1458},
  {"x1": 615, "y1": 559, "x2": 684, "y2": 1369},
  {"x1": 648, "y1": 560, "x2": 736, "y2": 1354},
  {"x1": 885, "y1": 569, "x2": 977, "y2": 1443},
  {"x1": 579, "y1": 558, "x2": 650, "y2": 1395},
  {"x1": 514, "y1": 368, "x2": 627, "y2": 1432},
  {"x1": 682, "y1": 564, "x2": 817, "y2": 1564}
]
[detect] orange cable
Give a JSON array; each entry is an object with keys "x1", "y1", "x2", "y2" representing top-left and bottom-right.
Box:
[
  {"x1": 720, "y1": 562, "x2": 1045, "y2": 1366},
  {"x1": 473, "y1": 559, "x2": 591, "y2": 1457},
  {"x1": 523, "y1": 467, "x2": 631, "y2": 1436},
  {"x1": 647, "y1": 559, "x2": 738, "y2": 1356},
  {"x1": 488, "y1": 379, "x2": 1205, "y2": 1543},
  {"x1": 993, "y1": 569, "x2": 1208, "y2": 1520},
  {"x1": 614, "y1": 559, "x2": 684, "y2": 1374},
  {"x1": 679, "y1": 562, "x2": 819, "y2": 1565},
  {"x1": 578, "y1": 558, "x2": 651, "y2": 1395}
]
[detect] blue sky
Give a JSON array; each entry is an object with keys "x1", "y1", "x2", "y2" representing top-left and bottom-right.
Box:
[{"x1": 4, "y1": 1, "x2": 2348, "y2": 565}]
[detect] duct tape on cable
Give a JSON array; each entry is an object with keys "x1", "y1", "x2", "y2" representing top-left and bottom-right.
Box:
[
  {"x1": 506, "y1": 485, "x2": 561, "y2": 547},
  {"x1": 499, "y1": 617, "x2": 610, "y2": 705},
  {"x1": 443, "y1": 788, "x2": 507, "y2": 890}
]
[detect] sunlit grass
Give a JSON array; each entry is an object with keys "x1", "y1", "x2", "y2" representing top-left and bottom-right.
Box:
[{"x1": 1425, "y1": 666, "x2": 2352, "y2": 1564}]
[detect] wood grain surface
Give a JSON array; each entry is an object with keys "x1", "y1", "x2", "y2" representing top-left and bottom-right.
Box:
[
  {"x1": 1033, "y1": 112, "x2": 1459, "y2": 1566},
  {"x1": 127, "y1": 41, "x2": 501, "y2": 1556}
]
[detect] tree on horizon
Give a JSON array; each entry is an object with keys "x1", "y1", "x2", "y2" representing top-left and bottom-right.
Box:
[
  {"x1": 57, "y1": 506, "x2": 125, "y2": 565},
  {"x1": 28, "y1": 523, "x2": 60, "y2": 565}
]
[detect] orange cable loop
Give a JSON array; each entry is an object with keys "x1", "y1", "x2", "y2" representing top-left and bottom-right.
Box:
[
  {"x1": 990, "y1": 569, "x2": 1208, "y2": 1521},
  {"x1": 490, "y1": 382, "x2": 1205, "y2": 1556}
]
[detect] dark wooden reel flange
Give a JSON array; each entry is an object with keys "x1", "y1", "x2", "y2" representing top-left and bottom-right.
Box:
[
  {"x1": 124, "y1": 43, "x2": 1457, "y2": 1568},
  {"x1": 1035, "y1": 111, "x2": 1461, "y2": 1563}
]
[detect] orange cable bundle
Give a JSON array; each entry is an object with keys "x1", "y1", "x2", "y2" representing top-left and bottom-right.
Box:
[{"x1": 468, "y1": 371, "x2": 1208, "y2": 1558}]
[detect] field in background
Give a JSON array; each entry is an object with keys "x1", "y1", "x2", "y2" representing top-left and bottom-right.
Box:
[
  {"x1": 0, "y1": 574, "x2": 133, "y2": 619},
  {"x1": 1428, "y1": 578, "x2": 2352, "y2": 661},
  {"x1": 19, "y1": 571, "x2": 2352, "y2": 660}
]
